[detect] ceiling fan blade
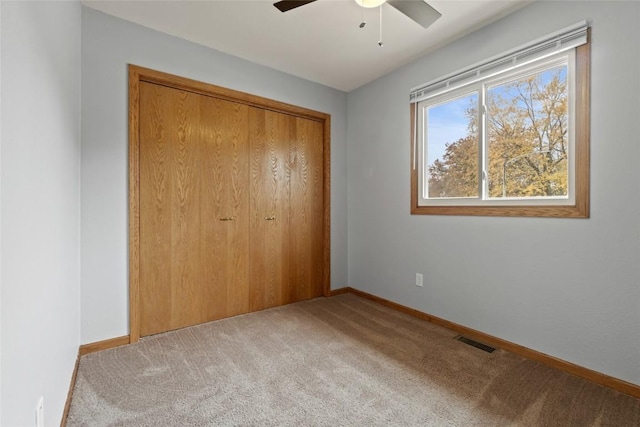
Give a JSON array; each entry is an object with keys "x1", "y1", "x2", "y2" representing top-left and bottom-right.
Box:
[
  {"x1": 388, "y1": 0, "x2": 441, "y2": 29},
  {"x1": 273, "y1": 0, "x2": 317, "y2": 13}
]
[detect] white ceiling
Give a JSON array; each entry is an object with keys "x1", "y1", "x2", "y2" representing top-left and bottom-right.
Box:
[{"x1": 82, "y1": 0, "x2": 531, "y2": 92}]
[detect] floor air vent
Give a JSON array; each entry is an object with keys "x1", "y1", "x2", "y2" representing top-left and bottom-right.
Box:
[{"x1": 454, "y1": 335, "x2": 496, "y2": 353}]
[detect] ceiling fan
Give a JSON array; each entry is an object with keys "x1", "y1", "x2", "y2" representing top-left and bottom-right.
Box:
[{"x1": 273, "y1": 0, "x2": 441, "y2": 30}]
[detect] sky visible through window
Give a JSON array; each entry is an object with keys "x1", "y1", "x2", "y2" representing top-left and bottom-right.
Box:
[{"x1": 427, "y1": 92, "x2": 476, "y2": 168}]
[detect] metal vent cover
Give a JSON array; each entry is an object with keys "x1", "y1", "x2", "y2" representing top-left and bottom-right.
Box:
[{"x1": 454, "y1": 335, "x2": 496, "y2": 353}]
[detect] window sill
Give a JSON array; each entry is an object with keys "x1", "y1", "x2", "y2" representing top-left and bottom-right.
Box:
[{"x1": 410, "y1": 204, "x2": 589, "y2": 218}]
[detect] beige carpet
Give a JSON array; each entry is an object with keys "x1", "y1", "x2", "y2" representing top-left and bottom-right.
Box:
[{"x1": 67, "y1": 294, "x2": 640, "y2": 426}]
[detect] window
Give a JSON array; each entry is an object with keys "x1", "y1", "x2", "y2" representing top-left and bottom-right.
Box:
[{"x1": 410, "y1": 24, "x2": 590, "y2": 218}]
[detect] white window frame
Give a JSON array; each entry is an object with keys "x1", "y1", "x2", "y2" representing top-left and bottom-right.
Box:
[{"x1": 416, "y1": 51, "x2": 576, "y2": 207}]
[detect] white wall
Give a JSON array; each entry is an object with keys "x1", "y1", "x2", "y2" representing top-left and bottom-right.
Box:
[
  {"x1": 0, "y1": 2, "x2": 3, "y2": 421},
  {"x1": 1, "y1": 1, "x2": 81, "y2": 425},
  {"x1": 80, "y1": 7, "x2": 349, "y2": 344},
  {"x1": 348, "y1": 1, "x2": 640, "y2": 385}
]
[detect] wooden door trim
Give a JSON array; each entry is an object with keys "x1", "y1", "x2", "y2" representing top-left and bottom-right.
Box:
[
  {"x1": 129, "y1": 64, "x2": 331, "y2": 343},
  {"x1": 322, "y1": 116, "x2": 331, "y2": 299}
]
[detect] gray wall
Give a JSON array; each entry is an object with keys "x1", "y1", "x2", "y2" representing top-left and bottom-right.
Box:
[
  {"x1": 80, "y1": 7, "x2": 349, "y2": 344},
  {"x1": 347, "y1": 1, "x2": 640, "y2": 385},
  {"x1": 1, "y1": 1, "x2": 81, "y2": 425}
]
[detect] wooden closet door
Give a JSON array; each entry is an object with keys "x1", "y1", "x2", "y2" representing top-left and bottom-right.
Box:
[
  {"x1": 249, "y1": 110, "x2": 324, "y2": 307},
  {"x1": 200, "y1": 96, "x2": 250, "y2": 321},
  {"x1": 139, "y1": 82, "x2": 201, "y2": 336},
  {"x1": 249, "y1": 108, "x2": 293, "y2": 310},
  {"x1": 289, "y1": 117, "x2": 324, "y2": 302},
  {"x1": 139, "y1": 82, "x2": 249, "y2": 337}
]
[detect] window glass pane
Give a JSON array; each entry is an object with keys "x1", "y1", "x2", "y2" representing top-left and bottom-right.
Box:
[
  {"x1": 426, "y1": 92, "x2": 478, "y2": 198},
  {"x1": 486, "y1": 65, "x2": 568, "y2": 198}
]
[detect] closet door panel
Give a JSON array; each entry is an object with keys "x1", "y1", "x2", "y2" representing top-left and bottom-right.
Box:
[
  {"x1": 139, "y1": 83, "x2": 250, "y2": 337},
  {"x1": 289, "y1": 117, "x2": 324, "y2": 302},
  {"x1": 249, "y1": 108, "x2": 292, "y2": 310},
  {"x1": 139, "y1": 82, "x2": 203, "y2": 336},
  {"x1": 200, "y1": 96, "x2": 250, "y2": 320}
]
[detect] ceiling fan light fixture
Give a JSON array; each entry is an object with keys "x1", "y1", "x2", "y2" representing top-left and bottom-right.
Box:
[{"x1": 355, "y1": 0, "x2": 386, "y2": 8}]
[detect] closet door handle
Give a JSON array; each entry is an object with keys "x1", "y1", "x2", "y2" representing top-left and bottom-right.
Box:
[
  {"x1": 219, "y1": 217, "x2": 235, "y2": 221},
  {"x1": 264, "y1": 216, "x2": 276, "y2": 221}
]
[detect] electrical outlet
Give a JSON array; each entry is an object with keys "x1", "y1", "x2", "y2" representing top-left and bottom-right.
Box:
[
  {"x1": 416, "y1": 273, "x2": 423, "y2": 287},
  {"x1": 36, "y1": 396, "x2": 44, "y2": 427}
]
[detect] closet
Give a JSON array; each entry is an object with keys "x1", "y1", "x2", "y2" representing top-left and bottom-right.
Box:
[{"x1": 129, "y1": 66, "x2": 329, "y2": 340}]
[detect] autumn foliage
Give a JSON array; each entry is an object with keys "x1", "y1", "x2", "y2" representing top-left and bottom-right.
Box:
[{"x1": 428, "y1": 67, "x2": 568, "y2": 199}]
